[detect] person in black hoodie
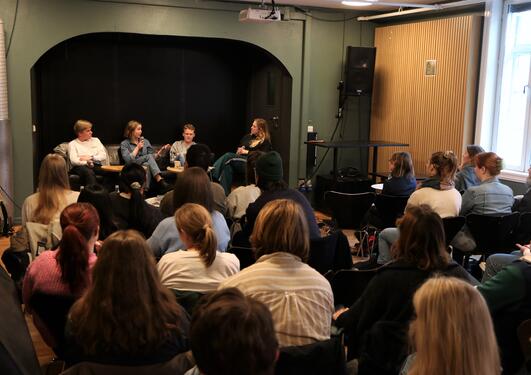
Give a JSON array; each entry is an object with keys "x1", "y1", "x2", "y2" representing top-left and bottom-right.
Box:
[{"x1": 333, "y1": 204, "x2": 477, "y2": 375}]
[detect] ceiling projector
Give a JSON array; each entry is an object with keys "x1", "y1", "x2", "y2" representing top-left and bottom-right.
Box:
[{"x1": 239, "y1": 8, "x2": 282, "y2": 23}]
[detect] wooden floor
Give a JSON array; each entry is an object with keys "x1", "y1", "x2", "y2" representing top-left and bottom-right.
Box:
[{"x1": 0, "y1": 230, "x2": 55, "y2": 370}]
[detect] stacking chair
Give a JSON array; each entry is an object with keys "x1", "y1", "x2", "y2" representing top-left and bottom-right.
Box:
[
  {"x1": 466, "y1": 212, "x2": 520, "y2": 256},
  {"x1": 308, "y1": 232, "x2": 339, "y2": 274},
  {"x1": 373, "y1": 194, "x2": 409, "y2": 229},
  {"x1": 170, "y1": 289, "x2": 205, "y2": 317},
  {"x1": 324, "y1": 191, "x2": 375, "y2": 229},
  {"x1": 329, "y1": 268, "x2": 378, "y2": 307},
  {"x1": 442, "y1": 216, "x2": 465, "y2": 248},
  {"x1": 227, "y1": 246, "x2": 255, "y2": 270}
]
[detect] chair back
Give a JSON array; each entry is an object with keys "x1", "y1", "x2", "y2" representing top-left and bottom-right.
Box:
[
  {"x1": 518, "y1": 319, "x2": 531, "y2": 373},
  {"x1": 227, "y1": 246, "x2": 255, "y2": 270},
  {"x1": 29, "y1": 292, "x2": 76, "y2": 355},
  {"x1": 308, "y1": 232, "x2": 339, "y2": 274},
  {"x1": 373, "y1": 195, "x2": 408, "y2": 228},
  {"x1": 442, "y1": 216, "x2": 465, "y2": 247},
  {"x1": 276, "y1": 335, "x2": 346, "y2": 375},
  {"x1": 515, "y1": 212, "x2": 531, "y2": 245},
  {"x1": 170, "y1": 289, "x2": 205, "y2": 317},
  {"x1": 466, "y1": 212, "x2": 520, "y2": 255},
  {"x1": 330, "y1": 268, "x2": 378, "y2": 307},
  {"x1": 324, "y1": 191, "x2": 375, "y2": 229}
]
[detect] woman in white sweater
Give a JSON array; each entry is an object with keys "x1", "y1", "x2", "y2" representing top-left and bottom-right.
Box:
[
  {"x1": 157, "y1": 203, "x2": 239, "y2": 293},
  {"x1": 377, "y1": 151, "x2": 462, "y2": 265}
]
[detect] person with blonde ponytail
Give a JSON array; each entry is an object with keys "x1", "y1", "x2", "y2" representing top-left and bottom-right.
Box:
[
  {"x1": 404, "y1": 277, "x2": 500, "y2": 375},
  {"x1": 22, "y1": 203, "x2": 100, "y2": 348},
  {"x1": 22, "y1": 154, "x2": 80, "y2": 225},
  {"x1": 157, "y1": 203, "x2": 239, "y2": 292}
]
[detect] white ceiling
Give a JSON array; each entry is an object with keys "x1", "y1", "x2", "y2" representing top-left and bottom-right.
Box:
[{"x1": 240, "y1": 0, "x2": 458, "y2": 12}]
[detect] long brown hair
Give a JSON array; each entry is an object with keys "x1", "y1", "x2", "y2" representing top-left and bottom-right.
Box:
[
  {"x1": 172, "y1": 167, "x2": 213, "y2": 213},
  {"x1": 250, "y1": 118, "x2": 270, "y2": 147},
  {"x1": 175, "y1": 203, "x2": 217, "y2": 267},
  {"x1": 57, "y1": 203, "x2": 99, "y2": 294},
  {"x1": 391, "y1": 204, "x2": 450, "y2": 270},
  {"x1": 408, "y1": 277, "x2": 500, "y2": 375},
  {"x1": 69, "y1": 230, "x2": 186, "y2": 355},
  {"x1": 251, "y1": 199, "x2": 309, "y2": 261},
  {"x1": 389, "y1": 152, "x2": 414, "y2": 178},
  {"x1": 34, "y1": 154, "x2": 71, "y2": 224}
]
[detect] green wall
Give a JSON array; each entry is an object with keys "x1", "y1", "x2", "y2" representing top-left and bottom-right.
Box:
[{"x1": 0, "y1": 0, "x2": 374, "y2": 219}]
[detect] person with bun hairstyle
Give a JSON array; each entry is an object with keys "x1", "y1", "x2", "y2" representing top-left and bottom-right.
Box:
[
  {"x1": 22, "y1": 203, "x2": 100, "y2": 348},
  {"x1": 403, "y1": 277, "x2": 500, "y2": 375},
  {"x1": 451, "y1": 152, "x2": 514, "y2": 253},
  {"x1": 66, "y1": 230, "x2": 189, "y2": 366},
  {"x1": 157, "y1": 203, "x2": 239, "y2": 292},
  {"x1": 377, "y1": 151, "x2": 462, "y2": 265},
  {"x1": 455, "y1": 144, "x2": 485, "y2": 192},
  {"x1": 109, "y1": 163, "x2": 163, "y2": 238}
]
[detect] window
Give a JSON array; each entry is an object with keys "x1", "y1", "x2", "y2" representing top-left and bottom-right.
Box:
[{"x1": 494, "y1": 1, "x2": 531, "y2": 173}]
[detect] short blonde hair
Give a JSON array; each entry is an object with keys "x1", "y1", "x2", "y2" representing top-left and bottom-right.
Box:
[
  {"x1": 409, "y1": 277, "x2": 500, "y2": 375},
  {"x1": 124, "y1": 120, "x2": 141, "y2": 139},
  {"x1": 73, "y1": 119, "x2": 92, "y2": 135},
  {"x1": 251, "y1": 199, "x2": 309, "y2": 261},
  {"x1": 183, "y1": 124, "x2": 195, "y2": 132}
]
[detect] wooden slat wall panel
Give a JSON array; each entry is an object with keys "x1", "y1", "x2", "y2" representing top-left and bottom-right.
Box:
[{"x1": 370, "y1": 16, "x2": 482, "y2": 176}]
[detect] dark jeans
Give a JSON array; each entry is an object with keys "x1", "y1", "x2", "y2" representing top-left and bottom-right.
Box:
[{"x1": 70, "y1": 165, "x2": 101, "y2": 187}]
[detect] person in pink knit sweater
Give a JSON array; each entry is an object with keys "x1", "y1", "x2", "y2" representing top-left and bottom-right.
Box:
[{"x1": 23, "y1": 202, "x2": 100, "y2": 349}]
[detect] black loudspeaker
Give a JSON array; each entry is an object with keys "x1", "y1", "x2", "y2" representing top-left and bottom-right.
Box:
[{"x1": 344, "y1": 46, "x2": 376, "y2": 96}]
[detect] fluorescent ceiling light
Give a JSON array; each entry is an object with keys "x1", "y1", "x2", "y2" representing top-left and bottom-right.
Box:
[{"x1": 342, "y1": 1, "x2": 375, "y2": 6}]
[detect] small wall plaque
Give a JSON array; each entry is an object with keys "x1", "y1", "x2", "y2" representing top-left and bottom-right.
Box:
[{"x1": 425, "y1": 59, "x2": 437, "y2": 76}]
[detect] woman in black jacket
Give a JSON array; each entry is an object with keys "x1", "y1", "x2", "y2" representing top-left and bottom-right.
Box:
[{"x1": 334, "y1": 204, "x2": 477, "y2": 375}]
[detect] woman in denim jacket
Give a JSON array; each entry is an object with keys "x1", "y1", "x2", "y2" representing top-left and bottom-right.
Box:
[{"x1": 454, "y1": 145, "x2": 484, "y2": 193}]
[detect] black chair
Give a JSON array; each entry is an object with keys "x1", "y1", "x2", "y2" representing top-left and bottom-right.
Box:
[
  {"x1": 442, "y1": 216, "x2": 465, "y2": 247},
  {"x1": 515, "y1": 212, "x2": 531, "y2": 245},
  {"x1": 324, "y1": 191, "x2": 375, "y2": 229},
  {"x1": 308, "y1": 232, "x2": 339, "y2": 274},
  {"x1": 466, "y1": 212, "x2": 520, "y2": 256},
  {"x1": 330, "y1": 268, "x2": 378, "y2": 307},
  {"x1": 28, "y1": 292, "x2": 77, "y2": 357},
  {"x1": 170, "y1": 289, "x2": 205, "y2": 317},
  {"x1": 275, "y1": 335, "x2": 346, "y2": 375},
  {"x1": 373, "y1": 194, "x2": 409, "y2": 229},
  {"x1": 227, "y1": 246, "x2": 255, "y2": 270}
]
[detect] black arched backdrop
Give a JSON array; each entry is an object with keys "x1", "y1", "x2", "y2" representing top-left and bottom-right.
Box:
[{"x1": 31, "y1": 32, "x2": 292, "y2": 179}]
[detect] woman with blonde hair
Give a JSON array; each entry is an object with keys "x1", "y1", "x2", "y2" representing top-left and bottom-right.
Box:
[
  {"x1": 220, "y1": 199, "x2": 334, "y2": 347},
  {"x1": 22, "y1": 154, "x2": 80, "y2": 225},
  {"x1": 157, "y1": 203, "x2": 239, "y2": 293},
  {"x1": 120, "y1": 120, "x2": 171, "y2": 193},
  {"x1": 405, "y1": 277, "x2": 500, "y2": 375},
  {"x1": 213, "y1": 118, "x2": 273, "y2": 194},
  {"x1": 66, "y1": 230, "x2": 189, "y2": 366}
]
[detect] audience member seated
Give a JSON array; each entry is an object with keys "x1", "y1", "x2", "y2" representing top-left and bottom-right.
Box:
[
  {"x1": 77, "y1": 184, "x2": 118, "y2": 240},
  {"x1": 454, "y1": 144, "x2": 485, "y2": 193},
  {"x1": 68, "y1": 119, "x2": 108, "y2": 187},
  {"x1": 157, "y1": 203, "x2": 239, "y2": 292},
  {"x1": 334, "y1": 205, "x2": 477, "y2": 375},
  {"x1": 120, "y1": 120, "x2": 170, "y2": 193},
  {"x1": 186, "y1": 288, "x2": 278, "y2": 375},
  {"x1": 377, "y1": 151, "x2": 461, "y2": 265},
  {"x1": 170, "y1": 123, "x2": 196, "y2": 167},
  {"x1": 22, "y1": 154, "x2": 80, "y2": 226},
  {"x1": 513, "y1": 165, "x2": 531, "y2": 213},
  {"x1": 213, "y1": 118, "x2": 273, "y2": 195},
  {"x1": 23, "y1": 203, "x2": 99, "y2": 349},
  {"x1": 65, "y1": 230, "x2": 189, "y2": 367},
  {"x1": 452, "y1": 152, "x2": 514, "y2": 253},
  {"x1": 160, "y1": 143, "x2": 226, "y2": 216},
  {"x1": 225, "y1": 150, "x2": 263, "y2": 232},
  {"x1": 242, "y1": 151, "x2": 320, "y2": 243},
  {"x1": 402, "y1": 277, "x2": 499, "y2": 375},
  {"x1": 110, "y1": 163, "x2": 164, "y2": 238},
  {"x1": 478, "y1": 253, "x2": 531, "y2": 374},
  {"x1": 364, "y1": 152, "x2": 416, "y2": 228},
  {"x1": 149, "y1": 167, "x2": 230, "y2": 259},
  {"x1": 220, "y1": 199, "x2": 334, "y2": 347}
]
